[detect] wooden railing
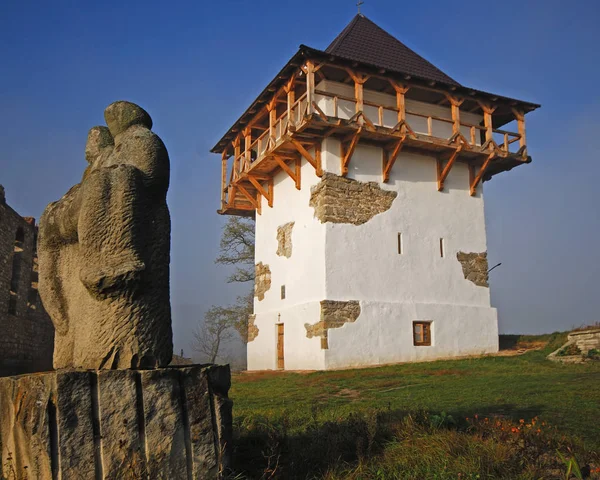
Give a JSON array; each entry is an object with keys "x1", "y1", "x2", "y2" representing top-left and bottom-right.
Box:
[{"x1": 313, "y1": 90, "x2": 522, "y2": 153}]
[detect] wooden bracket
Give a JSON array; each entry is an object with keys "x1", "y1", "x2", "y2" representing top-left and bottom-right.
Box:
[
  {"x1": 290, "y1": 139, "x2": 320, "y2": 175},
  {"x1": 274, "y1": 156, "x2": 301, "y2": 190},
  {"x1": 341, "y1": 128, "x2": 362, "y2": 176},
  {"x1": 382, "y1": 136, "x2": 406, "y2": 183},
  {"x1": 391, "y1": 119, "x2": 416, "y2": 138},
  {"x1": 248, "y1": 175, "x2": 273, "y2": 207},
  {"x1": 237, "y1": 183, "x2": 259, "y2": 210},
  {"x1": 312, "y1": 101, "x2": 329, "y2": 122},
  {"x1": 469, "y1": 152, "x2": 495, "y2": 196},
  {"x1": 437, "y1": 144, "x2": 464, "y2": 191}
]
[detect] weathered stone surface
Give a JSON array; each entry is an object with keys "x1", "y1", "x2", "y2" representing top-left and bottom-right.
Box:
[
  {"x1": 255, "y1": 262, "x2": 271, "y2": 301},
  {"x1": 0, "y1": 190, "x2": 54, "y2": 377},
  {"x1": 276, "y1": 221, "x2": 294, "y2": 258},
  {"x1": 97, "y1": 369, "x2": 146, "y2": 478},
  {"x1": 0, "y1": 365, "x2": 232, "y2": 479},
  {"x1": 305, "y1": 300, "x2": 361, "y2": 349},
  {"x1": 38, "y1": 101, "x2": 173, "y2": 370},
  {"x1": 457, "y1": 251, "x2": 489, "y2": 287},
  {"x1": 248, "y1": 314, "x2": 259, "y2": 342},
  {"x1": 56, "y1": 371, "x2": 97, "y2": 479},
  {"x1": 309, "y1": 173, "x2": 397, "y2": 225}
]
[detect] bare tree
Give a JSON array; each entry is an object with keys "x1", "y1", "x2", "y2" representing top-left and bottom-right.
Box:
[
  {"x1": 215, "y1": 216, "x2": 255, "y2": 284},
  {"x1": 192, "y1": 217, "x2": 256, "y2": 362}
]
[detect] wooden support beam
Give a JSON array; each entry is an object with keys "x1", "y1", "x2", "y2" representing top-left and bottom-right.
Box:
[
  {"x1": 248, "y1": 175, "x2": 273, "y2": 207},
  {"x1": 382, "y1": 136, "x2": 405, "y2": 183},
  {"x1": 390, "y1": 81, "x2": 410, "y2": 124},
  {"x1": 437, "y1": 144, "x2": 464, "y2": 191},
  {"x1": 284, "y1": 75, "x2": 296, "y2": 128},
  {"x1": 237, "y1": 183, "x2": 259, "y2": 210},
  {"x1": 305, "y1": 61, "x2": 315, "y2": 114},
  {"x1": 243, "y1": 127, "x2": 252, "y2": 171},
  {"x1": 274, "y1": 156, "x2": 301, "y2": 190},
  {"x1": 469, "y1": 152, "x2": 495, "y2": 196},
  {"x1": 446, "y1": 95, "x2": 464, "y2": 135},
  {"x1": 345, "y1": 68, "x2": 369, "y2": 113},
  {"x1": 340, "y1": 128, "x2": 362, "y2": 176},
  {"x1": 221, "y1": 150, "x2": 228, "y2": 208},
  {"x1": 512, "y1": 108, "x2": 527, "y2": 150},
  {"x1": 314, "y1": 141, "x2": 323, "y2": 177},
  {"x1": 478, "y1": 102, "x2": 497, "y2": 142},
  {"x1": 290, "y1": 138, "x2": 319, "y2": 172}
]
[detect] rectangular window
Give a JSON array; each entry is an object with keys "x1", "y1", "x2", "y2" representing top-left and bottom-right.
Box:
[
  {"x1": 439, "y1": 238, "x2": 445, "y2": 258},
  {"x1": 397, "y1": 233, "x2": 403, "y2": 254},
  {"x1": 281, "y1": 285, "x2": 286, "y2": 300},
  {"x1": 413, "y1": 321, "x2": 432, "y2": 346}
]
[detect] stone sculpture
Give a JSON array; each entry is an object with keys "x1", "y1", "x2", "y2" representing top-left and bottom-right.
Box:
[{"x1": 38, "y1": 101, "x2": 173, "y2": 369}]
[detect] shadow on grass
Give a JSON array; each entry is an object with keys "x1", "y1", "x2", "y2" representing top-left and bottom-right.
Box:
[{"x1": 229, "y1": 403, "x2": 560, "y2": 479}]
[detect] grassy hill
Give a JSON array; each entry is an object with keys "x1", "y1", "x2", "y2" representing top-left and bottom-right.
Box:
[{"x1": 228, "y1": 332, "x2": 600, "y2": 479}]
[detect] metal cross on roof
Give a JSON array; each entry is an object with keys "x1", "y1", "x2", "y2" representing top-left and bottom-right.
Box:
[{"x1": 357, "y1": 0, "x2": 364, "y2": 14}]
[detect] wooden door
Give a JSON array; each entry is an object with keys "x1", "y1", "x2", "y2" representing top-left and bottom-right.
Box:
[{"x1": 277, "y1": 324, "x2": 284, "y2": 370}]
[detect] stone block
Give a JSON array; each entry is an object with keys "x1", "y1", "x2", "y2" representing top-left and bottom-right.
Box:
[{"x1": 0, "y1": 365, "x2": 232, "y2": 479}]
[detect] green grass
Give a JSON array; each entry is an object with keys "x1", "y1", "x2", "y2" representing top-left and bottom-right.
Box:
[{"x1": 228, "y1": 332, "x2": 600, "y2": 479}]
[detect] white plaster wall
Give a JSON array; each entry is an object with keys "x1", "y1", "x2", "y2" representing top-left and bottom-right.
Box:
[
  {"x1": 249, "y1": 155, "x2": 326, "y2": 369},
  {"x1": 322, "y1": 140, "x2": 490, "y2": 307},
  {"x1": 325, "y1": 301, "x2": 498, "y2": 369},
  {"x1": 247, "y1": 302, "x2": 325, "y2": 370}
]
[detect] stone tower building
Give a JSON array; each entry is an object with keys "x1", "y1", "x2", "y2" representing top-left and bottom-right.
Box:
[
  {"x1": 211, "y1": 15, "x2": 539, "y2": 370},
  {"x1": 0, "y1": 185, "x2": 54, "y2": 376}
]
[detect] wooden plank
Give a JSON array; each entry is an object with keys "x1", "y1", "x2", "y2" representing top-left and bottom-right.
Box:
[
  {"x1": 237, "y1": 183, "x2": 259, "y2": 209},
  {"x1": 470, "y1": 152, "x2": 495, "y2": 196},
  {"x1": 437, "y1": 144, "x2": 464, "y2": 191}
]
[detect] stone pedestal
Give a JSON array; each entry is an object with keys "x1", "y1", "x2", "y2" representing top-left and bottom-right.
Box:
[{"x1": 0, "y1": 364, "x2": 232, "y2": 479}]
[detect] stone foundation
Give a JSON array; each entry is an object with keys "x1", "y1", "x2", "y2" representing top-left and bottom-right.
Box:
[
  {"x1": 309, "y1": 173, "x2": 397, "y2": 225},
  {"x1": 0, "y1": 364, "x2": 232, "y2": 479}
]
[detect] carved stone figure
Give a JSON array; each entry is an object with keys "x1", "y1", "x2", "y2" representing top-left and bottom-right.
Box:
[{"x1": 38, "y1": 101, "x2": 173, "y2": 369}]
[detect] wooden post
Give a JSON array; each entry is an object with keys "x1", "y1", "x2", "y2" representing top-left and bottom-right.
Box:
[
  {"x1": 479, "y1": 103, "x2": 496, "y2": 143},
  {"x1": 390, "y1": 81, "x2": 409, "y2": 123},
  {"x1": 284, "y1": 75, "x2": 295, "y2": 128},
  {"x1": 355, "y1": 79, "x2": 363, "y2": 113},
  {"x1": 221, "y1": 150, "x2": 227, "y2": 208},
  {"x1": 446, "y1": 95, "x2": 464, "y2": 135},
  {"x1": 305, "y1": 60, "x2": 315, "y2": 115},
  {"x1": 267, "y1": 97, "x2": 277, "y2": 147},
  {"x1": 232, "y1": 136, "x2": 241, "y2": 180},
  {"x1": 512, "y1": 108, "x2": 527, "y2": 149},
  {"x1": 243, "y1": 127, "x2": 252, "y2": 171}
]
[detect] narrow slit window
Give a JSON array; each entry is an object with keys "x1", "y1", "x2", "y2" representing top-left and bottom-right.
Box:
[
  {"x1": 281, "y1": 285, "x2": 286, "y2": 300},
  {"x1": 439, "y1": 238, "x2": 445, "y2": 258},
  {"x1": 397, "y1": 233, "x2": 403, "y2": 254},
  {"x1": 413, "y1": 321, "x2": 432, "y2": 346}
]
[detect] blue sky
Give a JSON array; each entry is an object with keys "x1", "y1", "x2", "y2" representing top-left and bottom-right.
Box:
[{"x1": 1, "y1": 0, "x2": 599, "y2": 355}]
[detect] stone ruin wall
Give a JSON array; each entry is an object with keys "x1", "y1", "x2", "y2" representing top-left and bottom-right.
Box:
[{"x1": 0, "y1": 186, "x2": 54, "y2": 376}]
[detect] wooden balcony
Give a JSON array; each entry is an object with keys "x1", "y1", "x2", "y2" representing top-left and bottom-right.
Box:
[{"x1": 218, "y1": 61, "x2": 531, "y2": 216}]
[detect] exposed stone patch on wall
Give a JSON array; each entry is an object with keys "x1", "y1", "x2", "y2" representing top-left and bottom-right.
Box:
[
  {"x1": 0, "y1": 189, "x2": 54, "y2": 377},
  {"x1": 276, "y1": 222, "x2": 294, "y2": 258},
  {"x1": 254, "y1": 262, "x2": 271, "y2": 301},
  {"x1": 457, "y1": 251, "x2": 489, "y2": 287},
  {"x1": 248, "y1": 314, "x2": 259, "y2": 342},
  {"x1": 305, "y1": 300, "x2": 361, "y2": 349},
  {"x1": 309, "y1": 173, "x2": 397, "y2": 225}
]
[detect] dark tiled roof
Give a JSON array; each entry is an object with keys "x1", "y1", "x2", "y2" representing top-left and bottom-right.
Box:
[{"x1": 326, "y1": 14, "x2": 460, "y2": 86}]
